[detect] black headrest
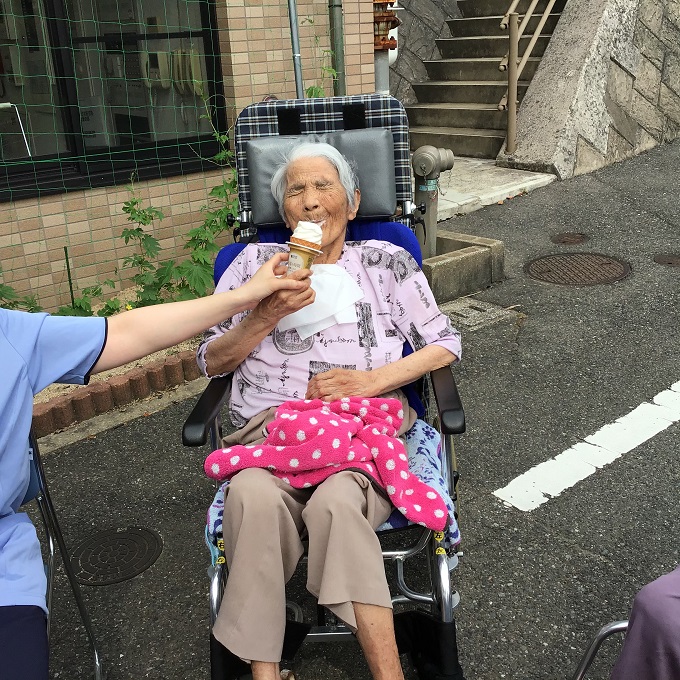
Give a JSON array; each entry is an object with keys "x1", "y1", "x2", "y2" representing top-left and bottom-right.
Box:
[{"x1": 245, "y1": 128, "x2": 397, "y2": 226}]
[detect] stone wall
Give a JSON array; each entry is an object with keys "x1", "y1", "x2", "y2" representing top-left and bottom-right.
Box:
[
  {"x1": 389, "y1": 0, "x2": 461, "y2": 104},
  {"x1": 499, "y1": 0, "x2": 680, "y2": 178},
  {"x1": 576, "y1": 0, "x2": 680, "y2": 174}
]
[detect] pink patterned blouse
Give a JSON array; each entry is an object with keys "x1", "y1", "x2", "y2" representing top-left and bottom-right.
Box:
[{"x1": 197, "y1": 241, "x2": 462, "y2": 428}]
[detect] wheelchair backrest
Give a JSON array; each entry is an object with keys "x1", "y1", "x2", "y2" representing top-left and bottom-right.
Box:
[
  {"x1": 246, "y1": 128, "x2": 396, "y2": 225},
  {"x1": 233, "y1": 94, "x2": 411, "y2": 226}
]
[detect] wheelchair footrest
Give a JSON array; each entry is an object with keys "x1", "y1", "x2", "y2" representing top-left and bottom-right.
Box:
[{"x1": 394, "y1": 611, "x2": 466, "y2": 680}]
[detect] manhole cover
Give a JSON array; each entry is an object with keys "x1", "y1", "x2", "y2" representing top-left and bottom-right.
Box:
[
  {"x1": 525, "y1": 253, "x2": 631, "y2": 286},
  {"x1": 71, "y1": 527, "x2": 163, "y2": 586},
  {"x1": 551, "y1": 232, "x2": 589, "y2": 245},
  {"x1": 653, "y1": 253, "x2": 680, "y2": 267}
]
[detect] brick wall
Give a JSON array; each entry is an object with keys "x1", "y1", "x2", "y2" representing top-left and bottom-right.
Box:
[
  {"x1": 1, "y1": 168, "x2": 229, "y2": 312},
  {"x1": 218, "y1": 0, "x2": 375, "y2": 125},
  {"x1": 1, "y1": 0, "x2": 376, "y2": 312}
]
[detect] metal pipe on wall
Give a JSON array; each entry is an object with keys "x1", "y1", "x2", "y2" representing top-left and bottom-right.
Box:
[
  {"x1": 507, "y1": 13, "x2": 519, "y2": 154},
  {"x1": 329, "y1": 0, "x2": 346, "y2": 96},
  {"x1": 287, "y1": 0, "x2": 305, "y2": 98}
]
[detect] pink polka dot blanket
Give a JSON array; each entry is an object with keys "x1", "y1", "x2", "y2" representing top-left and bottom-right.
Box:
[{"x1": 204, "y1": 396, "x2": 449, "y2": 531}]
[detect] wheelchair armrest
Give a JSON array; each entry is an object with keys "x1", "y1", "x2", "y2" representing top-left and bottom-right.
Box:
[
  {"x1": 182, "y1": 375, "x2": 232, "y2": 447},
  {"x1": 430, "y1": 366, "x2": 466, "y2": 435}
]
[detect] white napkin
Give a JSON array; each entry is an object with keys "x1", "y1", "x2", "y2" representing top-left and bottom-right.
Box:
[{"x1": 277, "y1": 264, "x2": 364, "y2": 340}]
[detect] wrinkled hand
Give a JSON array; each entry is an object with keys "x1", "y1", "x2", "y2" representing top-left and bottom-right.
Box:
[
  {"x1": 253, "y1": 266, "x2": 315, "y2": 324},
  {"x1": 305, "y1": 368, "x2": 377, "y2": 402},
  {"x1": 243, "y1": 253, "x2": 313, "y2": 308}
]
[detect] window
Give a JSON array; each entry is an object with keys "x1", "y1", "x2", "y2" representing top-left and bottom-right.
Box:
[{"x1": 0, "y1": 0, "x2": 224, "y2": 201}]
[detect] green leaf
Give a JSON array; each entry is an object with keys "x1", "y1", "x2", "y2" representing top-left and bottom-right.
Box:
[{"x1": 98, "y1": 299, "x2": 122, "y2": 317}]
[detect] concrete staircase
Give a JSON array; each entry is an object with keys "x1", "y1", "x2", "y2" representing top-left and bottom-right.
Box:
[{"x1": 406, "y1": 0, "x2": 566, "y2": 158}]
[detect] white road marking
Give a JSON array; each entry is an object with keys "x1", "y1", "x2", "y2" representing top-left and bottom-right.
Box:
[{"x1": 494, "y1": 380, "x2": 680, "y2": 511}]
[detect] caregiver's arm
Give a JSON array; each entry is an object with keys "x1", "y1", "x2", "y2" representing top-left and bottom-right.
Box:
[
  {"x1": 93, "y1": 254, "x2": 310, "y2": 374},
  {"x1": 202, "y1": 268, "x2": 315, "y2": 377},
  {"x1": 305, "y1": 345, "x2": 457, "y2": 402}
]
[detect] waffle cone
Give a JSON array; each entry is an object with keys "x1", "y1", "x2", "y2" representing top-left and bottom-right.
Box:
[{"x1": 289, "y1": 236, "x2": 321, "y2": 251}]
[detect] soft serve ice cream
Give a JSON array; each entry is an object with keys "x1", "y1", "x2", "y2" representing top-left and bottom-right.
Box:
[
  {"x1": 290, "y1": 220, "x2": 323, "y2": 249},
  {"x1": 286, "y1": 221, "x2": 323, "y2": 273}
]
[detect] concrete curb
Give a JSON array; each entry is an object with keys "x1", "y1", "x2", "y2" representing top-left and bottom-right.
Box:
[
  {"x1": 422, "y1": 231, "x2": 505, "y2": 301},
  {"x1": 32, "y1": 349, "x2": 203, "y2": 438}
]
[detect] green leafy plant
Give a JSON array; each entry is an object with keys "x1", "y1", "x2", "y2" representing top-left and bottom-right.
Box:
[
  {"x1": 27, "y1": 101, "x2": 239, "y2": 316},
  {"x1": 301, "y1": 17, "x2": 337, "y2": 98},
  {"x1": 0, "y1": 265, "x2": 42, "y2": 312},
  {"x1": 54, "y1": 280, "x2": 118, "y2": 317},
  {"x1": 105, "y1": 112, "x2": 237, "y2": 308},
  {"x1": 172, "y1": 113, "x2": 240, "y2": 299},
  {"x1": 120, "y1": 191, "x2": 170, "y2": 306}
]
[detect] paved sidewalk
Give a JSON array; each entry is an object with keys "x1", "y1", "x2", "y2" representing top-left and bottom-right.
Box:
[
  {"x1": 33, "y1": 140, "x2": 680, "y2": 680},
  {"x1": 437, "y1": 157, "x2": 556, "y2": 220}
]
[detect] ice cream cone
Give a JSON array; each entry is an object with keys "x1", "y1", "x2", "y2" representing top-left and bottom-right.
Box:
[
  {"x1": 289, "y1": 236, "x2": 320, "y2": 251},
  {"x1": 286, "y1": 241, "x2": 322, "y2": 273}
]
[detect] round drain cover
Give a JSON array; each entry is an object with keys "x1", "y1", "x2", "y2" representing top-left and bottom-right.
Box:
[
  {"x1": 550, "y1": 232, "x2": 589, "y2": 245},
  {"x1": 653, "y1": 253, "x2": 680, "y2": 267},
  {"x1": 525, "y1": 253, "x2": 631, "y2": 286},
  {"x1": 71, "y1": 527, "x2": 163, "y2": 586}
]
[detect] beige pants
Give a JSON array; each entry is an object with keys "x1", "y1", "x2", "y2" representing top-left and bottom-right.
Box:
[{"x1": 212, "y1": 468, "x2": 394, "y2": 663}]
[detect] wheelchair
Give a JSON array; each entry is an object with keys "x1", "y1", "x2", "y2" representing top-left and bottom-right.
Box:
[{"x1": 182, "y1": 93, "x2": 466, "y2": 680}]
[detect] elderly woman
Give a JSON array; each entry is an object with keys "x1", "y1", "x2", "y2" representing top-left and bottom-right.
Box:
[{"x1": 197, "y1": 142, "x2": 461, "y2": 680}]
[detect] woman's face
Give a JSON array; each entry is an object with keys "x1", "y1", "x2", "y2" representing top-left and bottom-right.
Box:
[{"x1": 283, "y1": 156, "x2": 360, "y2": 257}]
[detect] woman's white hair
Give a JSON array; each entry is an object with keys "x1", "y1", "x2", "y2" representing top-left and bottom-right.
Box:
[{"x1": 270, "y1": 142, "x2": 360, "y2": 220}]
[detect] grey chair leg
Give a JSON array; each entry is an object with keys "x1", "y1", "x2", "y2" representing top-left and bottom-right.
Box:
[
  {"x1": 35, "y1": 498, "x2": 55, "y2": 640},
  {"x1": 571, "y1": 621, "x2": 629, "y2": 680},
  {"x1": 32, "y1": 445, "x2": 104, "y2": 680}
]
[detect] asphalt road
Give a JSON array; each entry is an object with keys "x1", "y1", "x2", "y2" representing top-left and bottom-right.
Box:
[{"x1": 32, "y1": 140, "x2": 680, "y2": 679}]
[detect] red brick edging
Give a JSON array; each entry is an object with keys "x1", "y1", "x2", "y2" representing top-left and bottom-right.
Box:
[{"x1": 32, "y1": 349, "x2": 202, "y2": 438}]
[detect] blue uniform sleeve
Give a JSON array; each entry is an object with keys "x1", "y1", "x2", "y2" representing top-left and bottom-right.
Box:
[{"x1": 4, "y1": 311, "x2": 107, "y2": 395}]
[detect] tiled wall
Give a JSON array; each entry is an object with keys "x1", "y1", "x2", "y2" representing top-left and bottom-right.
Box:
[
  {"x1": 1, "y1": 0, "x2": 376, "y2": 312},
  {"x1": 2, "y1": 169, "x2": 229, "y2": 312}
]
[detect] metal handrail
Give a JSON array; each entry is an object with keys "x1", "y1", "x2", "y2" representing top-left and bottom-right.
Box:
[
  {"x1": 514, "y1": 0, "x2": 557, "y2": 80},
  {"x1": 499, "y1": 0, "x2": 541, "y2": 69},
  {"x1": 506, "y1": 14, "x2": 519, "y2": 153},
  {"x1": 499, "y1": 0, "x2": 557, "y2": 108},
  {"x1": 498, "y1": 0, "x2": 559, "y2": 152},
  {"x1": 500, "y1": 0, "x2": 523, "y2": 28}
]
